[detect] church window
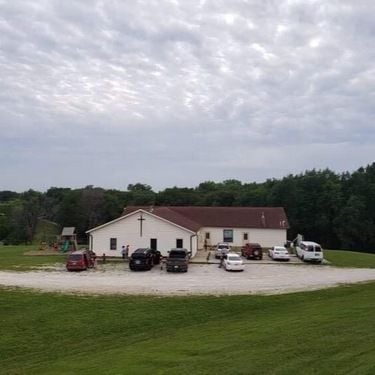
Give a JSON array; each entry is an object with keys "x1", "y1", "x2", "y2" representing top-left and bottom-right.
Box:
[
  {"x1": 223, "y1": 229, "x2": 233, "y2": 243},
  {"x1": 110, "y1": 238, "x2": 117, "y2": 250}
]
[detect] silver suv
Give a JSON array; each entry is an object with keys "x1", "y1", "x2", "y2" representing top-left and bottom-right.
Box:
[{"x1": 215, "y1": 242, "x2": 231, "y2": 259}]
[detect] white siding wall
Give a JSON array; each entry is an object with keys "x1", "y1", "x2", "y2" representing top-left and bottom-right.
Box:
[
  {"x1": 198, "y1": 227, "x2": 286, "y2": 249},
  {"x1": 89, "y1": 212, "x2": 197, "y2": 257}
]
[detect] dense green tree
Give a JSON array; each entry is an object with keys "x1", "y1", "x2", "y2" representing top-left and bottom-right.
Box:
[
  {"x1": 334, "y1": 196, "x2": 369, "y2": 250},
  {"x1": 0, "y1": 191, "x2": 19, "y2": 202},
  {"x1": 102, "y1": 190, "x2": 128, "y2": 220},
  {"x1": 234, "y1": 184, "x2": 268, "y2": 206},
  {"x1": 127, "y1": 183, "x2": 152, "y2": 192},
  {"x1": 156, "y1": 187, "x2": 196, "y2": 206},
  {"x1": 18, "y1": 190, "x2": 45, "y2": 243},
  {"x1": 0, "y1": 202, "x2": 13, "y2": 240},
  {"x1": 7, "y1": 203, "x2": 29, "y2": 244}
]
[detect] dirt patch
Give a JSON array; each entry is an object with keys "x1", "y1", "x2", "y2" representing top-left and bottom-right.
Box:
[
  {"x1": 24, "y1": 250, "x2": 62, "y2": 256},
  {"x1": 0, "y1": 263, "x2": 375, "y2": 296}
]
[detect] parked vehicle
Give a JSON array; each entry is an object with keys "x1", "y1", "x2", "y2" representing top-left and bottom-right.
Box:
[
  {"x1": 241, "y1": 243, "x2": 263, "y2": 260},
  {"x1": 295, "y1": 241, "x2": 323, "y2": 263},
  {"x1": 66, "y1": 250, "x2": 95, "y2": 271},
  {"x1": 268, "y1": 246, "x2": 290, "y2": 261},
  {"x1": 129, "y1": 248, "x2": 161, "y2": 271},
  {"x1": 215, "y1": 242, "x2": 231, "y2": 259},
  {"x1": 223, "y1": 253, "x2": 245, "y2": 271},
  {"x1": 166, "y1": 248, "x2": 190, "y2": 272}
]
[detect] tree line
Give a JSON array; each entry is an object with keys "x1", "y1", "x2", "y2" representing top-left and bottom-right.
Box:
[{"x1": 1, "y1": 163, "x2": 375, "y2": 252}]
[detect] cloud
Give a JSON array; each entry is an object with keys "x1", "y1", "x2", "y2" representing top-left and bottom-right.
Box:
[{"x1": 0, "y1": 0, "x2": 374, "y2": 191}]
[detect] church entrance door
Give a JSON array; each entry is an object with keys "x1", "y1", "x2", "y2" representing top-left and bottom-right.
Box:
[{"x1": 150, "y1": 238, "x2": 157, "y2": 250}]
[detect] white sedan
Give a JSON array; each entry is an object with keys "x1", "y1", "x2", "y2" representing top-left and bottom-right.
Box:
[
  {"x1": 268, "y1": 246, "x2": 290, "y2": 261},
  {"x1": 223, "y1": 253, "x2": 245, "y2": 271}
]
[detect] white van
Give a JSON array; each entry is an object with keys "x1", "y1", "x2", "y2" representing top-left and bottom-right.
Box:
[{"x1": 295, "y1": 241, "x2": 323, "y2": 263}]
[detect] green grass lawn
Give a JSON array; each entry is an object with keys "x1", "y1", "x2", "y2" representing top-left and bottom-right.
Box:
[
  {"x1": 325, "y1": 249, "x2": 375, "y2": 268},
  {"x1": 0, "y1": 245, "x2": 65, "y2": 271},
  {"x1": 0, "y1": 283, "x2": 374, "y2": 374}
]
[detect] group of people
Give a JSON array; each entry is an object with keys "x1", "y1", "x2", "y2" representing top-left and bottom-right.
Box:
[{"x1": 121, "y1": 245, "x2": 130, "y2": 260}]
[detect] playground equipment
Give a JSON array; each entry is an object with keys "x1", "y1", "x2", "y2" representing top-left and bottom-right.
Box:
[
  {"x1": 59, "y1": 227, "x2": 78, "y2": 253},
  {"x1": 39, "y1": 242, "x2": 49, "y2": 251}
]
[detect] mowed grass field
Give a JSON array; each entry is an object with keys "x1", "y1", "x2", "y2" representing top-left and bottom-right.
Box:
[
  {"x1": 0, "y1": 245, "x2": 65, "y2": 271},
  {"x1": 324, "y1": 249, "x2": 375, "y2": 268},
  {"x1": 1, "y1": 246, "x2": 375, "y2": 373},
  {"x1": 1, "y1": 283, "x2": 375, "y2": 375}
]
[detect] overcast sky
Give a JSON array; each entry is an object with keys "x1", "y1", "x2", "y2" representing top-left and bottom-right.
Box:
[{"x1": 0, "y1": 0, "x2": 374, "y2": 192}]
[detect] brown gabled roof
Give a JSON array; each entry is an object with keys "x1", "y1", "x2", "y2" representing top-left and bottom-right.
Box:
[{"x1": 122, "y1": 206, "x2": 289, "y2": 232}]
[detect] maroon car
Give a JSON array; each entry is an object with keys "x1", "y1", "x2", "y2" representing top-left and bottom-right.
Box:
[
  {"x1": 66, "y1": 250, "x2": 95, "y2": 271},
  {"x1": 241, "y1": 243, "x2": 263, "y2": 260}
]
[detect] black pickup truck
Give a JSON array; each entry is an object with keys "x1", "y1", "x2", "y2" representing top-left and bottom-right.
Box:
[{"x1": 166, "y1": 248, "x2": 190, "y2": 272}]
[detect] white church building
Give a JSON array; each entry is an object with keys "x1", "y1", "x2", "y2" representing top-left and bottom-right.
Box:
[{"x1": 86, "y1": 206, "x2": 289, "y2": 257}]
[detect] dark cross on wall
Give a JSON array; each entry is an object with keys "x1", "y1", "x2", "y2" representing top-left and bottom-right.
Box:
[{"x1": 137, "y1": 214, "x2": 146, "y2": 237}]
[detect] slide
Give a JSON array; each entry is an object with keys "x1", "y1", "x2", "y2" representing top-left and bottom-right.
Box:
[{"x1": 61, "y1": 240, "x2": 70, "y2": 253}]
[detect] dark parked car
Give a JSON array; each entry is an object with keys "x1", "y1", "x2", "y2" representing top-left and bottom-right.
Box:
[
  {"x1": 166, "y1": 248, "x2": 190, "y2": 272},
  {"x1": 129, "y1": 248, "x2": 161, "y2": 271},
  {"x1": 66, "y1": 250, "x2": 95, "y2": 271},
  {"x1": 241, "y1": 243, "x2": 263, "y2": 260}
]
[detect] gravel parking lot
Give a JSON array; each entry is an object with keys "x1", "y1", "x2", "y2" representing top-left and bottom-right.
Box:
[{"x1": 1, "y1": 263, "x2": 375, "y2": 296}]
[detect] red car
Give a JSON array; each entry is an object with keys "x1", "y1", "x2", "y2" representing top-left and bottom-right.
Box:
[
  {"x1": 66, "y1": 250, "x2": 95, "y2": 271},
  {"x1": 241, "y1": 243, "x2": 263, "y2": 260}
]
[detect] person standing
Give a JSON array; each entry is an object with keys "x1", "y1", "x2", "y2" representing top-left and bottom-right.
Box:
[
  {"x1": 219, "y1": 254, "x2": 224, "y2": 268},
  {"x1": 89, "y1": 251, "x2": 97, "y2": 268},
  {"x1": 121, "y1": 246, "x2": 126, "y2": 259},
  {"x1": 125, "y1": 245, "x2": 129, "y2": 259}
]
